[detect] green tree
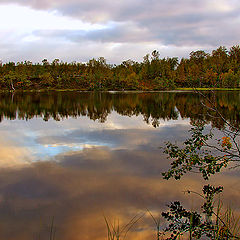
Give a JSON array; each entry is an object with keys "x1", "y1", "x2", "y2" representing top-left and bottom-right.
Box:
[
  {"x1": 220, "y1": 69, "x2": 239, "y2": 88},
  {"x1": 229, "y1": 45, "x2": 240, "y2": 73},
  {"x1": 4, "y1": 70, "x2": 17, "y2": 90},
  {"x1": 40, "y1": 72, "x2": 54, "y2": 87}
]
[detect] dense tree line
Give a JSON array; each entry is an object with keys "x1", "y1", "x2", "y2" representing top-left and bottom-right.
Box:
[{"x1": 0, "y1": 45, "x2": 240, "y2": 90}]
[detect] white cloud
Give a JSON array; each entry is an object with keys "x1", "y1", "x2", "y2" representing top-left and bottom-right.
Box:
[
  {"x1": 0, "y1": 1, "x2": 239, "y2": 62},
  {"x1": 0, "y1": 4, "x2": 105, "y2": 31}
]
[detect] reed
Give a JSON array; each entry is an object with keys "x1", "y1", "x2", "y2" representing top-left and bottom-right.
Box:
[{"x1": 104, "y1": 213, "x2": 144, "y2": 240}]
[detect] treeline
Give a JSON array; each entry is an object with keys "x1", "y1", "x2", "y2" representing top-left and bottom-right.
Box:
[
  {"x1": 0, "y1": 45, "x2": 240, "y2": 90},
  {"x1": 0, "y1": 91, "x2": 239, "y2": 128}
]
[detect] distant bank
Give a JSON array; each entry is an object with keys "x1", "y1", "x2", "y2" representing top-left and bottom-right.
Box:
[{"x1": 0, "y1": 45, "x2": 239, "y2": 91}]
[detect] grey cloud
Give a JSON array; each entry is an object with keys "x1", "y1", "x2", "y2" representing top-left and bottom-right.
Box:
[
  {"x1": 34, "y1": 22, "x2": 153, "y2": 44},
  {"x1": 0, "y1": 145, "x2": 202, "y2": 240},
  {"x1": 0, "y1": 36, "x2": 216, "y2": 67},
  {"x1": 33, "y1": 21, "x2": 239, "y2": 51},
  {"x1": 1, "y1": 0, "x2": 240, "y2": 47},
  {"x1": 0, "y1": 145, "x2": 239, "y2": 240},
  {"x1": 36, "y1": 125, "x2": 190, "y2": 153}
]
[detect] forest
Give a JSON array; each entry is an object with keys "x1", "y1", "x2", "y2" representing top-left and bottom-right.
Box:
[{"x1": 0, "y1": 45, "x2": 240, "y2": 90}]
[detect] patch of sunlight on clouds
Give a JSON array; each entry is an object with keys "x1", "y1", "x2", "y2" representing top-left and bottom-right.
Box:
[
  {"x1": 0, "y1": 137, "x2": 31, "y2": 168},
  {"x1": 22, "y1": 34, "x2": 41, "y2": 42},
  {"x1": 104, "y1": 113, "x2": 153, "y2": 130},
  {"x1": 105, "y1": 111, "x2": 190, "y2": 130},
  {"x1": 35, "y1": 143, "x2": 110, "y2": 160},
  {"x1": 0, "y1": 4, "x2": 106, "y2": 32},
  {"x1": 160, "y1": 117, "x2": 190, "y2": 126},
  {"x1": 54, "y1": 111, "x2": 190, "y2": 131},
  {"x1": 43, "y1": 143, "x2": 102, "y2": 149},
  {"x1": 108, "y1": 43, "x2": 123, "y2": 50},
  {"x1": 52, "y1": 113, "x2": 151, "y2": 131},
  {"x1": 207, "y1": 0, "x2": 234, "y2": 12}
]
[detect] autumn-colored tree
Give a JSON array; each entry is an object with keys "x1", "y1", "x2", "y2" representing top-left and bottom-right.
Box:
[{"x1": 0, "y1": 45, "x2": 239, "y2": 90}]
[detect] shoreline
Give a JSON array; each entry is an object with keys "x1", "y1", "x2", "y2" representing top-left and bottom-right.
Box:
[
  {"x1": 0, "y1": 88, "x2": 240, "y2": 93},
  {"x1": 0, "y1": 87, "x2": 239, "y2": 93}
]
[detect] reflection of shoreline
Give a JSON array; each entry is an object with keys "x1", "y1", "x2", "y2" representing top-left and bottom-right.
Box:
[{"x1": 0, "y1": 91, "x2": 239, "y2": 128}]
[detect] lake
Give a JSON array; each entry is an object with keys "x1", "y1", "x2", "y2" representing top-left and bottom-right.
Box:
[{"x1": 0, "y1": 90, "x2": 239, "y2": 240}]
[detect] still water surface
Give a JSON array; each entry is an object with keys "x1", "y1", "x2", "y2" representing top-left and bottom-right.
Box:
[{"x1": 0, "y1": 91, "x2": 239, "y2": 240}]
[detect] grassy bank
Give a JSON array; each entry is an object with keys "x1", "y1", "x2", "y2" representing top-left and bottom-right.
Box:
[
  {"x1": 176, "y1": 87, "x2": 240, "y2": 91},
  {"x1": 0, "y1": 87, "x2": 239, "y2": 93}
]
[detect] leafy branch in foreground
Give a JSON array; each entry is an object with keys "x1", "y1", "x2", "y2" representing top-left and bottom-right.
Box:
[
  {"x1": 163, "y1": 88, "x2": 240, "y2": 180},
  {"x1": 161, "y1": 184, "x2": 240, "y2": 240},
  {"x1": 162, "y1": 122, "x2": 239, "y2": 180}
]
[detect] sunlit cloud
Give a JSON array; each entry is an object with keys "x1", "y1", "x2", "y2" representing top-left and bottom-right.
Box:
[
  {"x1": 0, "y1": 136, "x2": 31, "y2": 167},
  {"x1": 0, "y1": 4, "x2": 105, "y2": 32}
]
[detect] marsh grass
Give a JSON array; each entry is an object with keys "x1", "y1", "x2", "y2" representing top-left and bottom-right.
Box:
[
  {"x1": 104, "y1": 197, "x2": 240, "y2": 240},
  {"x1": 49, "y1": 217, "x2": 56, "y2": 240},
  {"x1": 175, "y1": 88, "x2": 240, "y2": 91},
  {"x1": 147, "y1": 209, "x2": 165, "y2": 240},
  {"x1": 212, "y1": 200, "x2": 240, "y2": 239},
  {"x1": 104, "y1": 213, "x2": 144, "y2": 240}
]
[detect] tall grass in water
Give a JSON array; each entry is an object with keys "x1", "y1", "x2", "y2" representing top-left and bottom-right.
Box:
[
  {"x1": 104, "y1": 201, "x2": 240, "y2": 240},
  {"x1": 104, "y1": 214, "x2": 144, "y2": 240},
  {"x1": 147, "y1": 209, "x2": 164, "y2": 240},
  {"x1": 49, "y1": 216, "x2": 56, "y2": 240},
  {"x1": 212, "y1": 200, "x2": 240, "y2": 239}
]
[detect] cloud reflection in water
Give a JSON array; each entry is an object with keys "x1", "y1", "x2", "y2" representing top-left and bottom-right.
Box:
[{"x1": 0, "y1": 91, "x2": 239, "y2": 240}]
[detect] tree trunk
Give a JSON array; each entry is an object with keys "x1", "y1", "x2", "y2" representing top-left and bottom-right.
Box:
[{"x1": 11, "y1": 80, "x2": 15, "y2": 91}]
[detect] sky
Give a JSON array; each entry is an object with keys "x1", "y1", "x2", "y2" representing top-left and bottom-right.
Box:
[{"x1": 0, "y1": 0, "x2": 239, "y2": 63}]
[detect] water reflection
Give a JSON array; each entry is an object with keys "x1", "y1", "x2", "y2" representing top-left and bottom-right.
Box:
[
  {"x1": 0, "y1": 91, "x2": 239, "y2": 240},
  {"x1": 0, "y1": 145, "x2": 204, "y2": 240},
  {"x1": 0, "y1": 91, "x2": 239, "y2": 127}
]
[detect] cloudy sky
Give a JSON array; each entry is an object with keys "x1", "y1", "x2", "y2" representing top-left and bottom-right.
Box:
[{"x1": 0, "y1": 0, "x2": 239, "y2": 63}]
